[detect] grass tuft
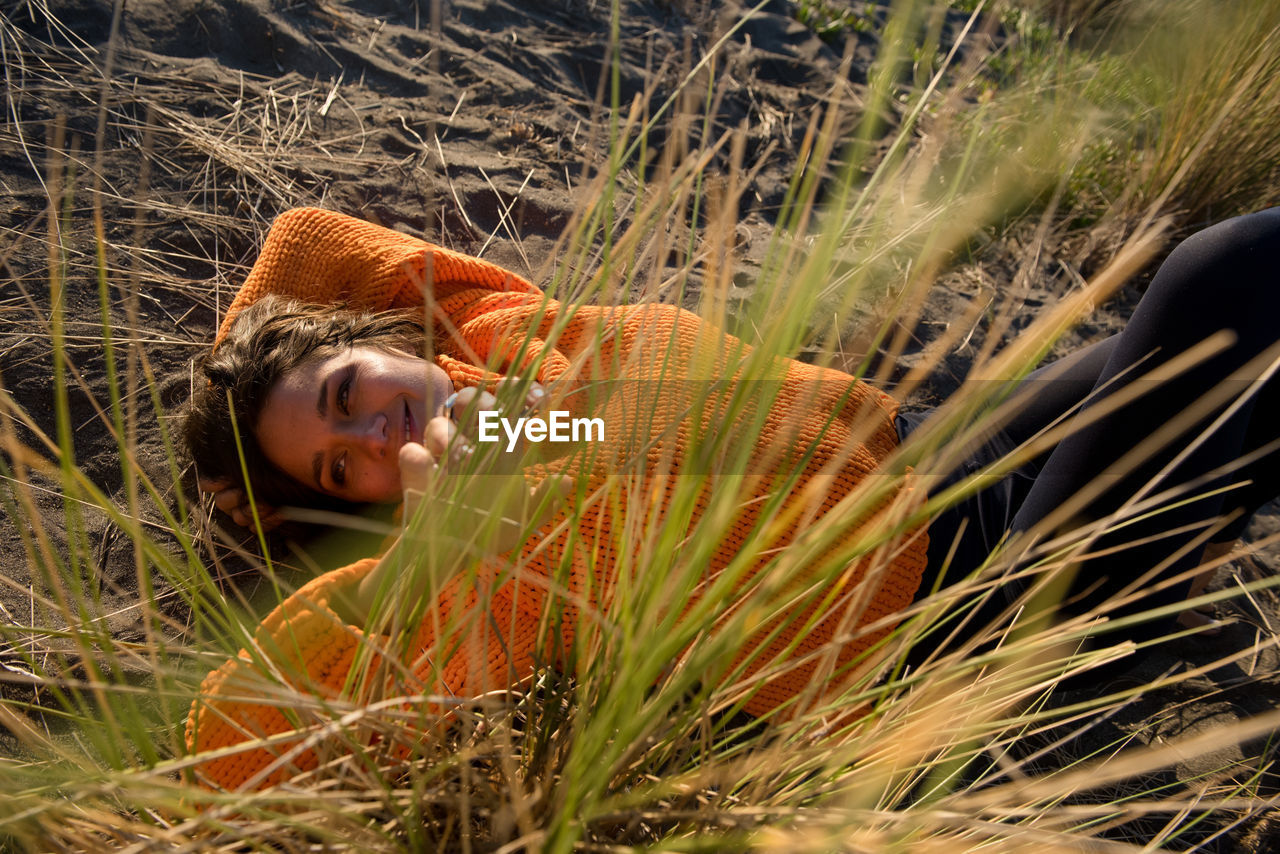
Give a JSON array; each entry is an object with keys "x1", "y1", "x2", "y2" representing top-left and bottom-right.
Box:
[{"x1": 0, "y1": 0, "x2": 1278, "y2": 851}]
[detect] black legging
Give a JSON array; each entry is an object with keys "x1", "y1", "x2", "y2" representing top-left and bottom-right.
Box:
[{"x1": 909, "y1": 207, "x2": 1280, "y2": 640}]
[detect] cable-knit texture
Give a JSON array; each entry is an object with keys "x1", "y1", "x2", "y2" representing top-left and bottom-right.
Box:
[{"x1": 188, "y1": 208, "x2": 929, "y2": 791}]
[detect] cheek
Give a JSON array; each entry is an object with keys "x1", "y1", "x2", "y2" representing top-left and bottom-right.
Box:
[{"x1": 357, "y1": 458, "x2": 404, "y2": 504}]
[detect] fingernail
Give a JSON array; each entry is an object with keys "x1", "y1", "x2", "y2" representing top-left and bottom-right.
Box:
[{"x1": 444, "y1": 392, "x2": 459, "y2": 415}]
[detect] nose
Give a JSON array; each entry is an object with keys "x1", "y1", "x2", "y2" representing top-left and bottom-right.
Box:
[{"x1": 343, "y1": 412, "x2": 389, "y2": 458}]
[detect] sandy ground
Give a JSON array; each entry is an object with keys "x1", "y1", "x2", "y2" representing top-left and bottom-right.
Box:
[{"x1": 0, "y1": 0, "x2": 1276, "y2": 846}]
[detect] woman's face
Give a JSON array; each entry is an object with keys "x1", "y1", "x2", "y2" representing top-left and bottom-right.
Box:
[{"x1": 256, "y1": 346, "x2": 453, "y2": 504}]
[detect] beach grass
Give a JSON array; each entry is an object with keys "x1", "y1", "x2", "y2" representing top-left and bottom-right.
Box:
[{"x1": 1, "y1": 0, "x2": 1278, "y2": 850}]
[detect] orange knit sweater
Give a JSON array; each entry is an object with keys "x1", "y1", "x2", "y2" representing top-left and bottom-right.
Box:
[{"x1": 186, "y1": 208, "x2": 928, "y2": 791}]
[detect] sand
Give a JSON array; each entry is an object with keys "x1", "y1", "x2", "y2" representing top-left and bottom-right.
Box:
[{"x1": 0, "y1": 0, "x2": 1276, "y2": 846}]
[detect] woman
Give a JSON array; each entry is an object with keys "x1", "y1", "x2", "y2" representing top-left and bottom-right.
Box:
[{"x1": 184, "y1": 206, "x2": 1280, "y2": 791}]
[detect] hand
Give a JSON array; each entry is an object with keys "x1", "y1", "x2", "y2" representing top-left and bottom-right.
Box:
[
  {"x1": 398, "y1": 410, "x2": 570, "y2": 554},
  {"x1": 198, "y1": 477, "x2": 284, "y2": 531},
  {"x1": 447, "y1": 379, "x2": 552, "y2": 463},
  {"x1": 341, "y1": 409, "x2": 571, "y2": 626}
]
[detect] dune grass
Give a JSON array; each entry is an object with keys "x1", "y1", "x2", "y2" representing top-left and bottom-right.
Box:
[
  {"x1": 1, "y1": 0, "x2": 1278, "y2": 850},
  {"x1": 973, "y1": 0, "x2": 1280, "y2": 233}
]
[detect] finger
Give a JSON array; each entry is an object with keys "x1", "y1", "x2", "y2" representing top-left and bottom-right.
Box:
[
  {"x1": 230, "y1": 500, "x2": 278, "y2": 529},
  {"x1": 212, "y1": 488, "x2": 247, "y2": 515},
  {"x1": 233, "y1": 506, "x2": 283, "y2": 531},
  {"x1": 491, "y1": 378, "x2": 553, "y2": 420},
  {"x1": 399, "y1": 443, "x2": 433, "y2": 521},
  {"x1": 422, "y1": 415, "x2": 457, "y2": 460},
  {"x1": 398, "y1": 441, "x2": 437, "y2": 495},
  {"x1": 450, "y1": 388, "x2": 499, "y2": 442},
  {"x1": 198, "y1": 477, "x2": 231, "y2": 494},
  {"x1": 447, "y1": 432, "x2": 477, "y2": 470},
  {"x1": 447, "y1": 386, "x2": 479, "y2": 413},
  {"x1": 523, "y1": 381, "x2": 548, "y2": 414},
  {"x1": 492, "y1": 377, "x2": 548, "y2": 413}
]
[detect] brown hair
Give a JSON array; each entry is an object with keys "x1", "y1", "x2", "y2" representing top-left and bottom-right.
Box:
[{"x1": 184, "y1": 296, "x2": 426, "y2": 514}]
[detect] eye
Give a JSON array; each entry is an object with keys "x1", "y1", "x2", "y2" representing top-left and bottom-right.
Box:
[
  {"x1": 337, "y1": 374, "x2": 352, "y2": 416},
  {"x1": 331, "y1": 453, "x2": 347, "y2": 487}
]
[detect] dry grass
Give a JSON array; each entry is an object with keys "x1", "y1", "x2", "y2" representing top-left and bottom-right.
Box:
[{"x1": 0, "y1": 0, "x2": 1278, "y2": 851}]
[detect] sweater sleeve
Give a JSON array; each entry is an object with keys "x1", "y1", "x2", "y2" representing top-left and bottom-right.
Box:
[
  {"x1": 215, "y1": 207, "x2": 540, "y2": 344},
  {"x1": 185, "y1": 556, "x2": 562, "y2": 792},
  {"x1": 184, "y1": 559, "x2": 378, "y2": 790}
]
